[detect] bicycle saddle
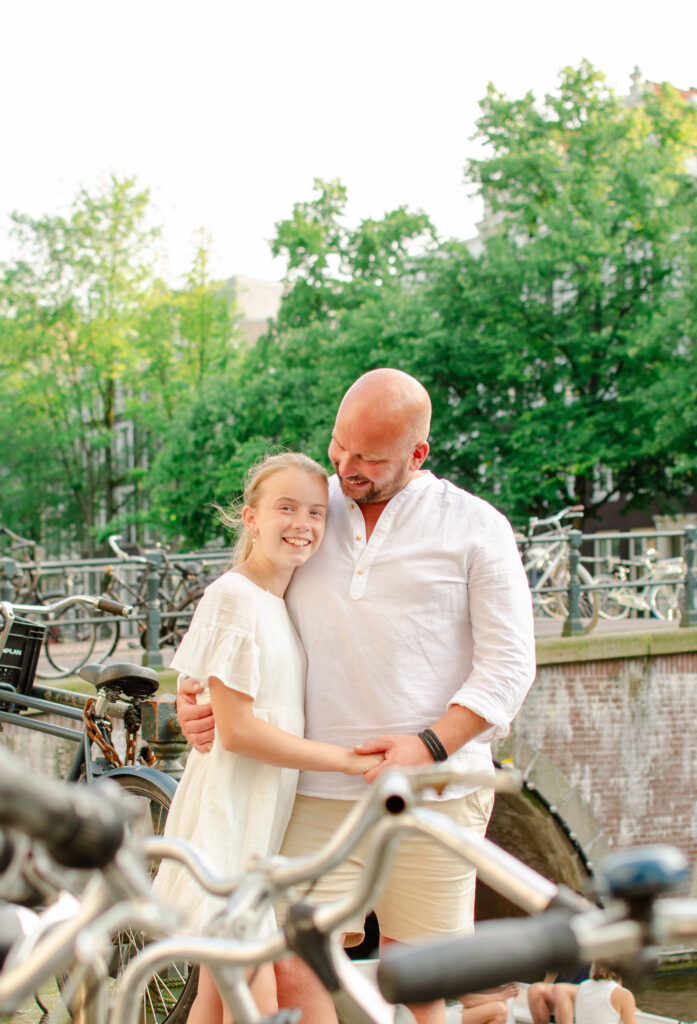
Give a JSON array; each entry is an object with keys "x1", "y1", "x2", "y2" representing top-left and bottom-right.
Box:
[{"x1": 79, "y1": 662, "x2": 159, "y2": 700}]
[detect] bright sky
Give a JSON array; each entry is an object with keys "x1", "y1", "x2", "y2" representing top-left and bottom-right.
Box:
[{"x1": 1, "y1": 0, "x2": 696, "y2": 285}]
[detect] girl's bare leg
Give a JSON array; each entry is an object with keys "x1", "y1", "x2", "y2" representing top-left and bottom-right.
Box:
[
  {"x1": 219, "y1": 963, "x2": 279, "y2": 1024},
  {"x1": 187, "y1": 965, "x2": 224, "y2": 1024},
  {"x1": 250, "y1": 963, "x2": 279, "y2": 1016}
]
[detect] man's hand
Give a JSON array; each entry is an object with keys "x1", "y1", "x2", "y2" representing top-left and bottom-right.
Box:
[
  {"x1": 176, "y1": 676, "x2": 215, "y2": 752},
  {"x1": 354, "y1": 734, "x2": 433, "y2": 783}
]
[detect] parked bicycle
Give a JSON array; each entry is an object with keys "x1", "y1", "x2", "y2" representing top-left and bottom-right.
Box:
[
  {"x1": 376, "y1": 842, "x2": 694, "y2": 1009},
  {"x1": 2, "y1": 756, "x2": 694, "y2": 1024},
  {"x1": 0, "y1": 762, "x2": 532, "y2": 1024},
  {"x1": 0, "y1": 745, "x2": 172, "y2": 1023},
  {"x1": 0, "y1": 594, "x2": 184, "y2": 1021},
  {"x1": 517, "y1": 506, "x2": 599, "y2": 633},
  {"x1": 0, "y1": 527, "x2": 112, "y2": 678},
  {"x1": 593, "y1": 549, "x2": 686, "y2": 622},
  {"x1": 99, "y1": 534, "x2": 217, "y2": 658}
]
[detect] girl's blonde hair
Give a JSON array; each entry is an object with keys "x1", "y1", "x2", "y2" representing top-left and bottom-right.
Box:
[{"x1": 217, "y1": 452, "x2": 328, "y2": 566}]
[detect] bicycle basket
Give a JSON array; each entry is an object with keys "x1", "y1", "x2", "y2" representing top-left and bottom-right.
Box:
[{"x1": 0, "y1": 617, "x2": 46, "y2": 695}]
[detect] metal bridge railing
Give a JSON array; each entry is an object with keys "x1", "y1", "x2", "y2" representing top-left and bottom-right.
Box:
[
  {"x1": 4, "y1": 526, "x2": 696, "y2": 652},
  {"x1": 523, "y1": 524, "x2": 697, "y2": 636},
  {"x1": 0, "y1": 547, "x2": 231, "y2": 667}
]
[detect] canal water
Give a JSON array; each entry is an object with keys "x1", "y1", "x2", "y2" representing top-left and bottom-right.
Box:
[{"x1": 635, "y1": 961, "x2": 697, "y2": 1020}]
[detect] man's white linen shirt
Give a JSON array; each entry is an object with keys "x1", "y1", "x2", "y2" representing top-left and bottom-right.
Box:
[{"x1": 286, "y1": 472, "x2": 536, "y2": 800}]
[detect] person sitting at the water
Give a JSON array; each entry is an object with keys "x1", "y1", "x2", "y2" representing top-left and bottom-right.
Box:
[
  {"x1": 454, "y1": 983, "x2": 519, "y2": 1024},
  {"x1": 527, "y1": 964, "x2": 590, "y2": 1023},
  {"x1": 553, "y1": 962, "x2": 636, "y2": 1024}
]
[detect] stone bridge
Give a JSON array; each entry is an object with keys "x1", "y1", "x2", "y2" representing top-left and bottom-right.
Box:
[{"x1": 479, "y1": 625, "x2": 697, "y2": 918}]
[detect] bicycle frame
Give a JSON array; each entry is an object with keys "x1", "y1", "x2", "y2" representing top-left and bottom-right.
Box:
[
  {"x1": 103, "y1": 535, "x2": 206, "y2": 651},
  {"x1": 112, "y1": 767, "x2": 563, "y2": 1024},
  {"x1": 596, "y1": 551, "x2": 686, "y2": 618},
  {"x1": 2, "y1": 763, "x2": 696, "y2": 1024},
  {"x1": 0, "y1": 680, "x2": 173, "y2": 798}
]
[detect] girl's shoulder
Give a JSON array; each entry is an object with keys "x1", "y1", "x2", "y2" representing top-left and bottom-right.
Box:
[
  {"x1": 206, "y1": 569, "x2": 247, "y2": 594},
  {"x1": 196, "y1": 571, "x2": 266, "y2": 627}
]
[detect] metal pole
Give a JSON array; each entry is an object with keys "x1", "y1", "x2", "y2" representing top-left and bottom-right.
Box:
[
  {"x1": 680, "y1": 525, "x2": 697, "y2": 628},
  {"x1": 140, "y1": 697, "x2": 188, "y2": 779},
  {"x1": 143, "y1": 551, "x2": 164, "y2": 667},
  {"x1": 0, "y1": 559, "x2": 16, "y2": 603},
  {"x1": 562, "y1": 530, "x2": 584, "y2": 637}
]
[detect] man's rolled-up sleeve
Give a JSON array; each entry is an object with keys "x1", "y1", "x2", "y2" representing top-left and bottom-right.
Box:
[{"x1": 448, "y1": 515, "x2": 536, "y2": 742}]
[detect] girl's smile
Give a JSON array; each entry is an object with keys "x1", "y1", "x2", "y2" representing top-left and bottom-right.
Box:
[{"x1": 241, "y1": 467, "x2": 328, "y2": 595}]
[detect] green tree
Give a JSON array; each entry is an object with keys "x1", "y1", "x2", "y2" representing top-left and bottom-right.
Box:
[
  {"x1": 128, "y1": 236, "x2": 242, "y2": 544},
  {"x1": 0, "y1": 183, "x2": 243, "y2": 552},
  {"x1": 0, "y1": 177, "x2": 163, "y2": 552},
  {"x1": 146, "y1": 180, "x2": 439, "y2": 547},
  {"x1": 236, "y1": 180, "x2": 437, "y2": 463},
  {"x1": 414, "y1": 62, "x2": 697, "y2": 523}
]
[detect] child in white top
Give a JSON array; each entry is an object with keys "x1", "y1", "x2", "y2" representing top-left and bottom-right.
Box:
[
  {"x1": 154, "y1": 452, "x2": 382, "y2": 1024},
  {"x1": 554, "y1": 962, "x2": 636, "y2": 1024}
]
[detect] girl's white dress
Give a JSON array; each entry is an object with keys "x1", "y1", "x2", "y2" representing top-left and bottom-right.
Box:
[{"x1": 153, "y1": 572, "x2": 306, "y2": 934}]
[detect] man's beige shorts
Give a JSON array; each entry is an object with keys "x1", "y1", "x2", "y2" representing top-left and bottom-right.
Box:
[{"x1": 276, "y1": 787, "x2": 494, "y2": 946}]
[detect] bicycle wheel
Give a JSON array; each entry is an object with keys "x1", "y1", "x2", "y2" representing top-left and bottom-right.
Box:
[
  {"x1": 554, "y1": 562, "x2": 599, "y2": 633},
  {"x1": 91, "y1": 614, "x2": 121, "y2": 664},
  {"x1": 531, "y1": 586, "x2": 564, "y2": 619},
  {"x1": 167, "y1": 590, "x2": 203, "y2": 648},
  {"x1": 650, "y1": 583, "x2": 683, "y2": 622},
  {"x1": 110, "y1": 772, "x2": 198, "y2": 1024},
  {"x1": 60, "y1": 771, "x2": 197, "y2": 1024},
  {"x1": 594, "y1": 574, "x2": 631, "y2": 620},
  {"x1": 41, "y1": 605, "x2": 98, "y2": 678}
]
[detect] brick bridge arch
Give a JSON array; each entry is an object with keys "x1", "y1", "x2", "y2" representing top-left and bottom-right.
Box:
[{"x1": 476, "y1": 627, "x2": 697, "y2": 919}]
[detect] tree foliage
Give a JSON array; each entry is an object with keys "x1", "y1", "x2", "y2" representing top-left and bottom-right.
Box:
[
  {"x1": 2, "y1": 64, "x2": 696, "y2": 554},
  {"x1": 414, "y1": 63, "x2": 697, "y2": 522},
  {"x1": 146, "y1": 178, "x2": 440, "y2": 546},
  {"x1": 0, "y1": 181, "x2": 240, "y2": 553}
]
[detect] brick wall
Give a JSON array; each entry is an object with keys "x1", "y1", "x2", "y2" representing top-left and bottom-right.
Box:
[{"x1": 505, "y1": 629, "x2": 697, "y2": 866}]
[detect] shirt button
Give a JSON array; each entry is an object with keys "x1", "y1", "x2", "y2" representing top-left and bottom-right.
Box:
[
  {"x1": 355, "y1": 534, "x2": 363, "y2": 541},
  {"x1": 349, "y1": 503, "x2": 355, "y2": 509},
  {"x1": 357, "y1": 569, "x2": 364, "y2": 575}
]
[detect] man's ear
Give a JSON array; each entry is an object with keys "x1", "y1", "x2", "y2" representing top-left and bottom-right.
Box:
[{"x1": 410, "y1": 441, "x2": 430, "y2": 471}]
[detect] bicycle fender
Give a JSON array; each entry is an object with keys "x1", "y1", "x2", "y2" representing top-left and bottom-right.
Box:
[{"x1": 102, "y1": 764, "x2": 178, "y2": 799}]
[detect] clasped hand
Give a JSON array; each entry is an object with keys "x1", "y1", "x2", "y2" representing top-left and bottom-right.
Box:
[{"x1": 176, "y1": 677, "x2": 435, "y2": 781}]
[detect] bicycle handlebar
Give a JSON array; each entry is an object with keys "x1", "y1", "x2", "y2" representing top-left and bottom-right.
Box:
[
  {"x1": 0, "y1": 526, "x2": 37, "y2": 558},
  {"x1": 4, "y1": 594, "x2": 134, "y2": 619},
  {"x1": 378, "y1": 910, "x2": 582, "y2": 1003},
  {"x1": 0, "y1": 748, "x2": 132, "y2": 869},
  {"x1": 377, "y1": 842, "x2": 697, "y2": 1007},
  {"x1": 377, "y1": 892, "x2": 697, "y2": 1006},
  {"x1": 93, "y1": 595, "x2": 134, "y2": 617},
  {"x1": 107, "y1": 533, "x2": 169, "y2": 565},
  {"x1": 107, "y1": 533, "x2": 149, "y2": 563},
  {"x1": 526, "y1": 505, "x2": 585, "y2": 535},
  {"x1": 142, "y1": 766, "x2": 527, "y2": 900},
  {"x1": 0, "y1": 594, "x2": 135, "y2": 657}
]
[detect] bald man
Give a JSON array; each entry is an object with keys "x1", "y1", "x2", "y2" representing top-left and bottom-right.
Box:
[{"x1": 177, "y1": 369, "x2": 536, "y2": 1024}]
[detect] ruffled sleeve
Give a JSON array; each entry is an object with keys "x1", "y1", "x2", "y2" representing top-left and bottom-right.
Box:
[{"x1": 170, "y1": 577, "x2": 261, "y2": 698}]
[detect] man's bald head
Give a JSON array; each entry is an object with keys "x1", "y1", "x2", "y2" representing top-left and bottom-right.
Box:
[
  {"x1": 337, "y1": 368, "x2": 432, "y2": 449},
  {"x1": 328, "y1": 369, "x2": 431, "y2": 504}
]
